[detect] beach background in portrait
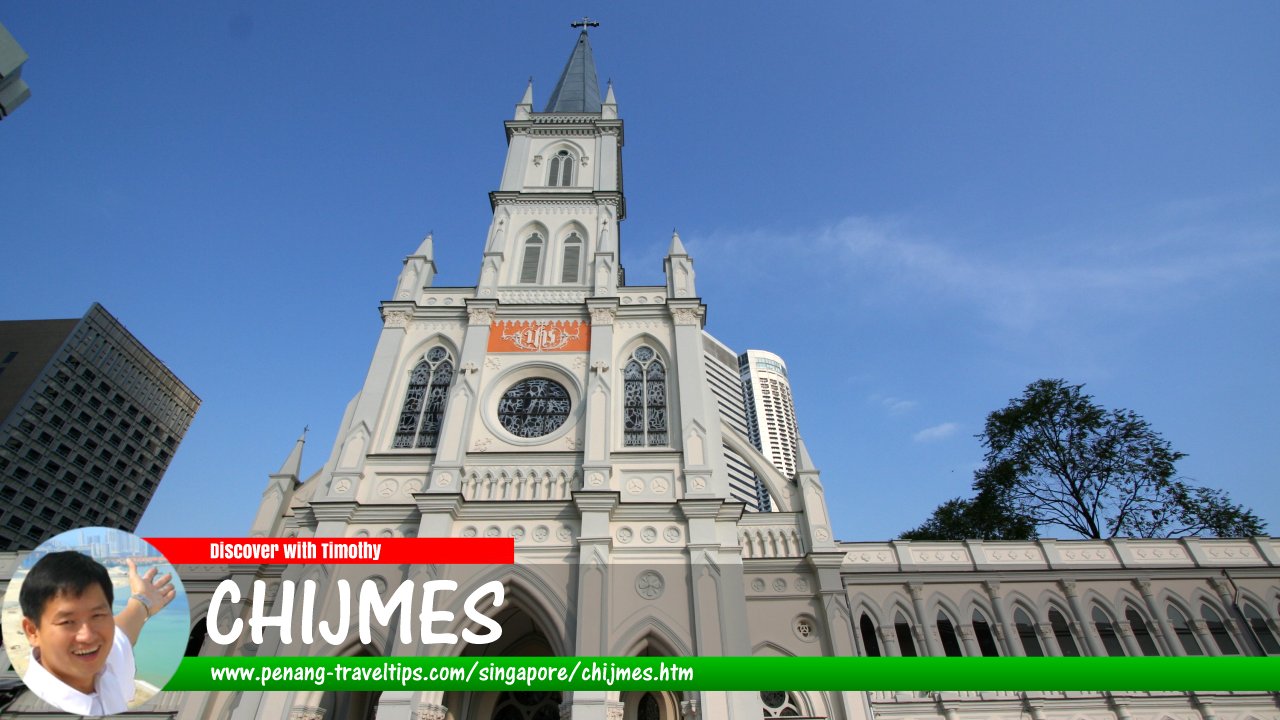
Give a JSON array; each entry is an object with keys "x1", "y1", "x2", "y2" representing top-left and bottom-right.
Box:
[{"x1": 1, "y1": 527, "x2": 189, "y2": 703}]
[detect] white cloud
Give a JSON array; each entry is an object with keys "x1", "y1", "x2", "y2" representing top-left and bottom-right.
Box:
[
  {"x1": 691, "y1": 195, "x2": 1280, "y2": 333},
  {"x1": 913, "y1": 422, "x2": 959, "y2": 443},
  {"x1": 870, "y1": 394, "x2": 917, "y2": 416}
]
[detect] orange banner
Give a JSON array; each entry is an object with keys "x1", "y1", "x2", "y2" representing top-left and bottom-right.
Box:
[{"x1": 487, "y1": 320, "x2": 591, "y2": 353}]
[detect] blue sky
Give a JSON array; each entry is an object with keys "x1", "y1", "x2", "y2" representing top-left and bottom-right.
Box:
[{"x1": 3, "y1": 3, "x2": 1277, "y2": 542}]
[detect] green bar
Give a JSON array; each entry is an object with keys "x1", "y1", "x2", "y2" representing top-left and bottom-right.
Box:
[{"x1": 168, "y1": 656, "x2": 1280, "y2": 692}]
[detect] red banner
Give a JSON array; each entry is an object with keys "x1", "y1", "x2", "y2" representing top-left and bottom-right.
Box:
[{"x1": 145, "y1": 537, "x2": 514, "y2": 565}]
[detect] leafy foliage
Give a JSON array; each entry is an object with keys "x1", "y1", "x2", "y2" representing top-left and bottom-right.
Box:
[{"x1": 902, "y1": 379, "x2": 1265, "y2": 540}]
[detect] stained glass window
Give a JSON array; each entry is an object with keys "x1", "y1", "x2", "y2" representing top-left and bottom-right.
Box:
[
  {"x1": 392, "y1": 346, "x2": 454, "y2": 449},
  {"x1": 623, "y1": 346, "x2": 667, "y2": 447},
  {"x1": 498, "y1": 378, "x2": 571, "y2": 438}
]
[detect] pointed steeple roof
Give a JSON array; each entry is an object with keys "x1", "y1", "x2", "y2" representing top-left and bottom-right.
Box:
[
  {"x1": 275, "y1": 429, "x2": 307, "y2": 477},
  {"x1": 545, "y1": 31, "x2": 602, "y2": 113}
]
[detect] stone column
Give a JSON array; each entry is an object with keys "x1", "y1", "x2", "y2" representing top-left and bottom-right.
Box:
[
  {"x1": 878, "y1": 626, "x2": 902, "y2": 656},
  {"x1": 1135, "y1": 579, "x2": 1179, "y2": 655},
  {"x1": 1060, "y1": 580, "x2": 1104, "y2": 656},
  {"x1": 956, "y1": 626, "x2": 980, "y2": 656},
  {"x1": 1209, "y1": 577, "x2": 1259, "y2": 655},
  {"x1": 984, "y1": 581, "x2": 1022, "y2": 656},
  {"x1": 907, "y1": 583, "x2": 942, "y2": 656},
  {"x1": 1192, "y1": 620, "x2": 1221, "y2": 656},
  {"x1": 414, "y1": 704, "x2": 448, "y2": 720},
  {"x1": 1036, "y1": 623, "x2": 1061, "y2": 657},
  {"x1": 1115, "y1": 621, "x2": 1143, "y2": 656}
]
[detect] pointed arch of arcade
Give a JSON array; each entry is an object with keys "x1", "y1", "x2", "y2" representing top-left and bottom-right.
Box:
[
  {"x1": 291, "y1": 637, "x2": 385, "y2": 720},
  {"x1": 609, "y1": 613, "x2": 694, "y2": 657},
  {"x1": 720, "y1": 419, "x2": 796, "y2": 512},
  {"x1": 751, "y1": 642, "x2": 831, "y2": 719},
  {"x1": 445, "y1": 563, "x2": 573, "y2": 657}
]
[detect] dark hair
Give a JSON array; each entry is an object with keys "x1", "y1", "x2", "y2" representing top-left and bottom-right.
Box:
[{"x1": 19, "y1": 551, "x2": 114, "y2": 625}]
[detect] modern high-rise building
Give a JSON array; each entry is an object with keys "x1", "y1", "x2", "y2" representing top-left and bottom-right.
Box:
[
  {"x1": 0, "y1": 303, "x2": 200, "y2": 551},
  {"x1": 704, "y1": 333, "x2": 771, "y2": 512},
  {"x1": 739, "y1": 349, "x2": 800, "y2": 484},
  {"x1": 0, "y1": 22, "x2": 31, "y2": 121}
]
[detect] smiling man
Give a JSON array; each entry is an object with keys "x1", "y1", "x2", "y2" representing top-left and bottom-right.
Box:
[{"x1": 18, "y1": 551, "x2": 176, "y2": 715}]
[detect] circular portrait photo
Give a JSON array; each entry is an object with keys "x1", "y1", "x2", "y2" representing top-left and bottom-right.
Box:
[{"x1": 2, "y1": 527, "x2": 188, "y2": 716}]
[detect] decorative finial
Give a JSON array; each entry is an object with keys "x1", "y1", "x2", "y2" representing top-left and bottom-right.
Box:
[{"x1": 571, "y1": 17, "x2": 599, "y2": 33}]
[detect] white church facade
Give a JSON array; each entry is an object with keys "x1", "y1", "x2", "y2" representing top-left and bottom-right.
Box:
[{"x1": 3, "y1": 27, "x2": 1279, "y2": 720}]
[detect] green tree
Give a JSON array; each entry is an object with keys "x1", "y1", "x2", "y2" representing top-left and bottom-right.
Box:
[{"x1": 902, "y1": 379, "x2": 1264, "y2": 540}]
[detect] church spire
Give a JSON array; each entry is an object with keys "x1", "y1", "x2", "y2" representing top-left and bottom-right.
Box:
[
  {"x1": 545, "y1": 29, "x2": 602, "y2": 113},
  {"x1": 275, "y1": 428, "x2": 307, "y2": 477}
]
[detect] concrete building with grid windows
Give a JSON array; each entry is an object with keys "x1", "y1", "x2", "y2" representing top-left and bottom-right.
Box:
[{"x1": 0, "y1": 303, "x2": 200, "y2": 551}]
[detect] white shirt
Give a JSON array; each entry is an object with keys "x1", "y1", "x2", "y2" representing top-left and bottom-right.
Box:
[{"x1": 22, "y1": 623, "x2": 136, "y2": 716}]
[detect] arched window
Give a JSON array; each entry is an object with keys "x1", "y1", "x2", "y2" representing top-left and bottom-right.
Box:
[
  {"x1": 937, "y1": 610, "x2": 963, "y2": 656},
  {"x1": 1126, "y1": 606, "x2": 1160, "y2": 656},
  {"x1": 1093, "y1": 606, "x2": 1126, "y2": 656},
  {"x1": 392, "y1": 346, "x2": 454, "y2": 449},
  {"x1": 1014, "y1": 607, "x2": 1044, "y2": 656},
  {"x1": 1242, "y1": 604, "x2": 1280, "y2": 655},
  {"x1": 561, "y1": 232, "x2": 583, "y2": 283},
  {"x1": 760, "y1": 691, "x2": 804, "y2": 717},
  {"x1": 1202, "y1": 604, "x2": 1240, "y2": 654},
  {"x1": 1049, "y1": 608, "x2": 1081, "y2": 656},
  {"x1": 519, "y1": 233, "x2": 544, "y2": 283},
  {"x1": 894, "y1": 611, "x2": 917, "y2": 657},
  {"x1": 493, "y1": 690, "x2": 562, "y2": 719},
  {"x1": 623, "y1": 346, "x2": 667, "y2": 447},
  {"x1": 548, "y1": 149, "x2": 574, "y2": 187},
  {"x1": 973, "y1": 609, "x2": 1000, "y2": 657},
  {"x1": 639, "y1": 693, "x2": 660, "y2": 720},
  {"x1": 859, "y1": 613, "x2": 881, "y2": 656},
  {"x1": 1168, "y1": 604, "x2": 1204, "y2": 655}
]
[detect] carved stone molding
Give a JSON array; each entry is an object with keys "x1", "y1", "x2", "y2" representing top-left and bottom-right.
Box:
[
  {"x1": 670, "y1": 307, "x2": 702, "y2": 326},
  {"x1": 288, "y1": 708, "x2": 325, "y2": 720},
  {"x1": 636, "y1": 570, "x2": 665, "y2": 600},
  {"x1": 416, "y1": 704, "x2": 447, "y2": 720},
  {"x1": 382, "y1": 310, "x2": 410, "y2": 328},
  {"x1": 468, "y1": 307, "x2": 496, "y2": 326},
  {"x1": 498, "y1": 289, "x2": 588, "y2": 304},
  {"x1": 590, "y1": 306, "x2": 616, "y2": 325}
]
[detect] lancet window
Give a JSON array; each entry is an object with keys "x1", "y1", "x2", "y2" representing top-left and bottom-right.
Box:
[
  {"x1": 1093, "y1": 606, "x2": 1126, "y2": 656},
  {"x1": 894, "y1": 611, "x2": 918, "y2": 656},
  {"x1": 1049, "y1": 608, "x2": 1081, "y2": 656},
  {"x1": 1014, "y1": 608, "x2": 1044, "y2": 656},
  {"x1": 393, "y1": 346, "x2": 454, "y2": 449},
  {"x1": 623, "y1": 346, "x2": 668, "y2": 447},
  {"x1": 1201, "y1": 604, "x2": 1240, "y2": 654},
  {"x1": 561, "y1": 232, "x2": 583, "y2": 283},
  {"x1": 1243, "y1": 604, "x2": 1280, "y2": 654},
  {"x1": 1125, "y1": 606, "x2": 1160, "y2": 655},
  {"x1": 547, "y1": 149, "x2": 575, "y2": 187},
  {"x1": 859, "y1": 614, "x2": 881, "y2": 656},
  {"x1": 937, "y1": 610, "x2": 963, "y2": 656},
  {"x1": 520, "y1": 233, "x2": 545, "y2": 283},
  {"x1": 972, "y1": 609, "x2": 1000, "y2": 656},
  {"x1": 1168, "y1": 604, "x2": 1204, "y2": 655}
]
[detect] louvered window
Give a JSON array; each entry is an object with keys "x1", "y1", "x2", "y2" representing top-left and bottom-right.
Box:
[{"x1": 520, "y1": 234, "x2": 544, "y2": 283}]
